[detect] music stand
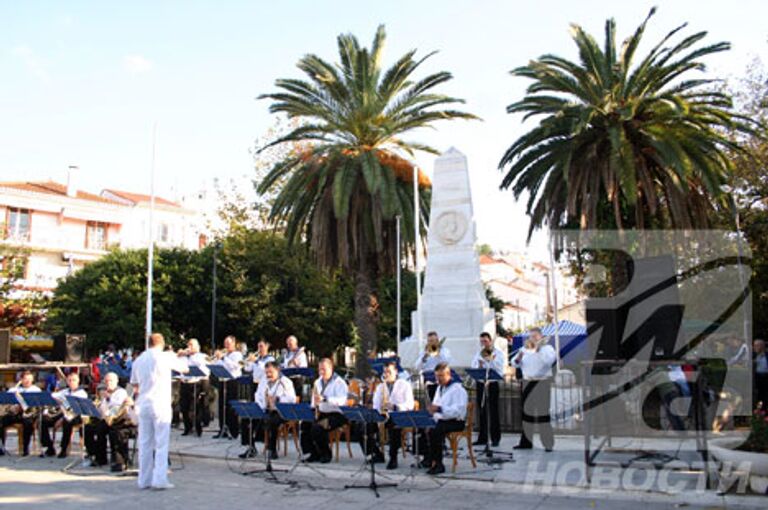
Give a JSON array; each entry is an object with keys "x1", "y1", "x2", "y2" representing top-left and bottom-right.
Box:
[
  {"x1": 340, "y1": 406, "x2": 393, "y2": 497},
  {"x1": 19, "y1": 392, "x2": 57, "y2": 458},
  {"x1": 208, "y1": 364, "x2": 235, "y2": 439},
  {"x1": 276, "y1": 403, "x2": 325, "y2": 477},
  {"x1": 465, "y1": 368, "x2": 512, "y2": 465},
  {"x1": 63, "y1": 396, "x2": 101, "y2": 471},
  {"x1": 390, "y1": 410, "x2": 438, "y2": 486}
]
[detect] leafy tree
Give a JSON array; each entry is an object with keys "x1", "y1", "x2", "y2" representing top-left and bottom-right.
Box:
[
  {"x1": 499, "y1": 8, "x2": 753, "y2": 239},
  {"x1": 0, "y1": 226, "x2": 47, "y2": 336},
  {"x1": 256, "y1": 25, "x2": 476, "y2": 371}
]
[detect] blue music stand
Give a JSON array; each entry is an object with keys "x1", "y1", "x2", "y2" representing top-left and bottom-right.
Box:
[
  {"x1": 422, "y1": 370, "x2": 462, "y2": 384},
  {"x1": 340, "y1": 406, "x2": 397, "y2": 497},
  {"x1": 208, "y1": 364, "x2": 237, "y2": 439},
  {"x1": 465, "y1": 368, "x2": 511, "y2": 464},
  {"x1": 282, "y1": 368, "x2": 315, "y2": 379},
  {"x1": 0, "y1": 392, "x2": 21, "y2": 405}
]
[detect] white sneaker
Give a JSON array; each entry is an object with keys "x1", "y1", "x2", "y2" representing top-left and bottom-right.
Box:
[{"x1": 151, "y1": 483, "x2": 175, "y2": 490}]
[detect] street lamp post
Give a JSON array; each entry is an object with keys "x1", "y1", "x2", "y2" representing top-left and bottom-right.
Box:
[{"x1": 210, "y1": 241, "x2": 219, "y2": 352}]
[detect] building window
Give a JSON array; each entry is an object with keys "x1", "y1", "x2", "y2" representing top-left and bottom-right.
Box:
[
  {"x1": 6, "y1": 208, "x2": 31, "y2": 240},
  {"x1": 86, "y1": 222, "x2": 108, "y2": 250},
  {"x1": 158, "y1": 223, "x2": 169, "y2": 243},
  {"x1": 1, "y1": 255, "x2": 28, "y2": 280}
]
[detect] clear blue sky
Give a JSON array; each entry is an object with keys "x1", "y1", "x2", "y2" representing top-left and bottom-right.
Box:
[{"x1": 2, "y1": 1, "x2": 766, "y2": 255}]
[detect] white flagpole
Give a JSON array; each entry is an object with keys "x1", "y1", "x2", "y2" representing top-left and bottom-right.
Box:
[
  {"x1": 413, "y1": 165, "x2": 423, "y2": 349},
  {"x1": 145, "y1": 122, "x2": 157, "y2": 349}
]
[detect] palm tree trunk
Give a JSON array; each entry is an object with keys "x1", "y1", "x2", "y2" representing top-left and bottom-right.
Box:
[{"x1": 353, "y1": 267, "x2": 379, "y2": 377}]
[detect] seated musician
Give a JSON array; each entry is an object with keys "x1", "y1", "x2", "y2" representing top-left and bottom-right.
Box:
[
  {"x1": 301, "y1": 358, "x2": 347, "y2": 463},
  {"x1": 178, "y1": 339, "x2": 211, "y2": 437},
  {"x1": 370, "y1": 361, "x2": 415, "y2": 470},
  {"x1": 84, "y1": 372, "x2": 134, "y2": 472},
  {"x1": 0, "y1": 370, "x2": 41, "y2": 456},
  {"x1": 41, "y1": 372, "x2": 88, "y2": 458},
  {"x1": 239, "y1": 361, "x2": 295, "y2": 459},
  {"x1": 422, "y1": 362, "x2": 467, "y2": 475}
]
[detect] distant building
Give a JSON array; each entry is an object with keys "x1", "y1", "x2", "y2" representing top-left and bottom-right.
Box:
[{"x1": 0, "y1": 167, "x2": 204, "y2": 293}]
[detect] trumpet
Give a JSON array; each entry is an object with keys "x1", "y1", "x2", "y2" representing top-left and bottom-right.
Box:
[
  {"x1": 422, "y1": 336, "x2": 447, "y2": 363},
  {"x1": 524, "y1": 335, "x2": 549, "y2": 351},
  {"x1": 481, "y1": 346, "x2": 496, "y2": 363},
  {"x1": 240, "y1": 352, "x2": 258, "y2": 367}
]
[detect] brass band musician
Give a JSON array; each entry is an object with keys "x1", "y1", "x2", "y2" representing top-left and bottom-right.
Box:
[
  {"x1": 301, "y1": 358, "x2": 347, "y2": 463},
  {"x1": 177, "y1": 339, "x2": 210, "y2": 437},
  {"x1": 212, "y1": 335, "x2": 243, "y2": 439},
  {"x1": 84, "y1": 372, "x2": 134, "y2": 472},
  {"x1": 371, "y1": 361, "x2": 415, "y2": 470},
  {"x1": 421, "y1": 362, "x2": 467, "y2": 475},
  {"x1": 414, "y1": 331, "x2": 453, "y2": 401},
  {"x1": 239, "y1": 361, "x2": 295, "y2": 459},
  {"x1": 40, "y1": 372, "x2": 88, "y2": 458},
  {"x1": 470, "y1": 332, "x2": 504, "y2": 447},
  {"x1": 0, "y1": 370, "x2": 41, "y2": 456}
]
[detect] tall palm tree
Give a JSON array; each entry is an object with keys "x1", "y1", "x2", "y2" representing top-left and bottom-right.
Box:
[
  {"x1": 257, "y1": 25, "x2": 476, "y2": 369},
  {"x1": 499, "y1": 8, "x2": 753, "y2": 240}
]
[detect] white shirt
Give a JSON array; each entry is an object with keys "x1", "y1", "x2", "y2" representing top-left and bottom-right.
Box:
[
  {"x1": 512, "y1": 344, "x2": 557, "y2": 379},
  {"x1": 414, "y1": 346, "x2": 453, "y2": 374},
  {"x1": 282, "y1": 349, "x2": 308, "y2": 369},
  {"x1": 9, "y1": 385, "x2": 41, "y2": 394},
  {"x1": 312, "y1": 374, "x2": 348, "y2": 410},
  {"x1": 372, "y1": 378, "x2": 414, "y2": 412},
  {"x1": 130, "y1": 347, "x2": 189, "y2": 415},
  {"x1": 213, "y1": 350, "x2": 243, "y2": 378},
  {"x1": 52, "y1": 387, "x2": 88, "y2": 402},
  {"x1": 470, "y1": 347, "x2": 505, "y2": 377},
  {"x1": 432, "y1": 382, "x2": 467, "y2": 421},
  {"x1": 255, "y1": 375, "x2": 296, "y2": 409},
  {"x1": 98, "y1": 387, "x2": 129, "y2": 416},
  {"x1": 246, "y1": 354, "x2": 276, "y2": 383},
  {"x1": 181, "y1": 352, "x2": 210, "y2": 382}
]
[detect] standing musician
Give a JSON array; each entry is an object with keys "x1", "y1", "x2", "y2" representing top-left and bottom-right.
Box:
[
  {"x1": 471, "y1": 332, "x2": 504, "y2": 447},
  {"x1": 239, "y1": 361, "x2": 295, "y2": 459},
  {"x1": 301, "y1": 358, "x2": 347, "y2": 463},
  {"x1": 245, "y1": 340, "x2": 275, "y2": 383},
  {"x1": 370, "y1": 361, "x2": 415, "y2": 470},
  {"x1": 281, "y1": 335, "x2": 308, "y2": 397},
  {"x1": 0, "y1": 370, "x2": 41, "y2": 457},
  {"x1": 212, "y1": 335, "x2": 243, "y2": 439},
  {"x1": 84, "y1": 372, "x2": 134, "y2": 472},
  {"x1": 511, "y1": 327, "x2": 556, "y2": 451},
  {"x1": 40, "y1": 372, "x2": 88, "y2": 458},
  {"x1": 178, "y1": 339, "x2": 211, "y2": 437},
  {"x1": 422, "y1": 362, "x2": 467, "y2": 475},
  {"x1": 414, "y1": 331, "x2": 453, "y2": 401}
]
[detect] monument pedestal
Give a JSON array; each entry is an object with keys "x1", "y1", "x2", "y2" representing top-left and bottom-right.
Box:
[{"x1": 399, "y1": 148, "x2": 504, "y2": 368}]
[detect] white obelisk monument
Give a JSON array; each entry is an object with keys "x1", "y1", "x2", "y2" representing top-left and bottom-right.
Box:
[{"x1": 399, "y1": 148, "x2": 500, "y2": 368}]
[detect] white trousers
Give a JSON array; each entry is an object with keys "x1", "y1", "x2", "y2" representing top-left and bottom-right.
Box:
[{"x1": 137, "y1": 406, "x2": 171, "y2": 488}]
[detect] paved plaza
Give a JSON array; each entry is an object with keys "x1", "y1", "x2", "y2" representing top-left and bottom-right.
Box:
[{"x1": 1, "y1": 427, "x2": 765, "y2": 509}]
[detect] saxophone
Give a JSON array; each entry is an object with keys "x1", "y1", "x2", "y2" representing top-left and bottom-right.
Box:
[
  {"x1": 104, "y1": 397, "x2": 133, "y2": 427},
  {"x1": 379, "y1": 381, "x2": 391, "y2": 417}
]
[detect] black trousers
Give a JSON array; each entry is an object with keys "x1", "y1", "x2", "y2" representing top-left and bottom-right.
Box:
[
  {"x1": 41, "y1": 415, "x2": 83, "y2": 453},
  {"x1": 519, "y1": 378, "x2": 554, "y2": 449},
  {"x1": 0, "y1": 413, "x2": 34, "y2": 454},
  {"x1": 425, "y1": 419, "x2": 464, "y2": 467},
  {"x1": 755, "y1": 372, "x2": 768, "y2": 410},
  {"x1": 216, "y1": 379, "x2": 240, "y2": 437},
  {"x1": 300, "y1": 412, "x2": 346, "y2": 459},
  {"x1": 84, "y1": 419, "x2": 132, "y2": 465},
  {"x1": 476, "y1": 381, "x2": 500, "y2": 444},
  {"x1": 180, "y1": 380, "x2": 210, "y2": 434},
  {"x1": 426, "y1": 383, "x2": 437, "y2": 402}
]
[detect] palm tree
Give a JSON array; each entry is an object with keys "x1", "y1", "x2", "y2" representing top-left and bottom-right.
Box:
[
  {"x1": 499, "y1": 8, "x2": 753, "y2": 240},
  {"x1": 257, "y1": 25, "x2": 476, "y2": 369}
]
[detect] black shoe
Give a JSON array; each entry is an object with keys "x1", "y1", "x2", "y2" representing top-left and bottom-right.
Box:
[
  {"x1": 513, "y1": 444, "x2": 532, "y2": 450},
  {"x1": 415, "y1": 458, "x2": 430, "y2": 469},
  {"x1": 0, "y1": 448, "x2": 6, "y2": 457},
  {"x1": 213, "y1": 432, "x2": 224, "y2": 439},
  {"x1": 371, "y1": 452, "x2": 385, "y2": 464},
  {"x1": 386, "y1": 458, "x2": 398, "y2": 470},
  {"x1": 427, "y1": 464, "x2": 445, "y2": 475},
  {"x1": 22, "y1": 450, "x2": 29, "y2": 457},
  {"x1": 472, "y1": 440, "x2": 487, "y2": 446},
  {"x1": 268, "y1": 450, "x2": 278, "y2": 460},
  {"x1": 44, "y1": 448, "x2": 56, "y2": 457},
  {"x1": 319, "y1": 455, "x2": 332, "y2": 464},
  {"x1": 238, "y1": 447, "x2": 257, "y2": 459},
  {"x1": 544, "y1": 447, "x2": 553, "y2": 452},
  {"x1": 305, "y1": 454, "x2": 320, "y2": 463},
  {"x1": 111, "y1": 463, "x2": 124, "y2": 473},
  {"x1": 58, "y1": 451, "x2": 68, "y2": 459},
  {"x1": 181, "y1": 430, "x2": 192, "y2": 436},
  {"x1": 491, "y1": 441, "x2": 500, "y2": 447}
]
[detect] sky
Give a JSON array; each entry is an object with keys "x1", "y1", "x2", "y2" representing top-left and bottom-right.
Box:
[{"x1": 2, "y1": 1, "x2": 767, "y2": 259}]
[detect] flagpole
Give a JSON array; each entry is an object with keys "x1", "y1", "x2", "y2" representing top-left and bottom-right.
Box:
[
  {"x1": 145, "y1": 122, "x2": 157, "y2": 349},
  {"x1": 548, "y1": 232, "x2": 561, "y2": 372},
  {"x1": 413, "y1": 166, "x2": 423, "y2": 349}
]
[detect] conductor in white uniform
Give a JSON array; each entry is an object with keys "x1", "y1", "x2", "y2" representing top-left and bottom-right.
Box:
[{"x1": 130, "y1": 333, "x2": 189, "y2": 490}]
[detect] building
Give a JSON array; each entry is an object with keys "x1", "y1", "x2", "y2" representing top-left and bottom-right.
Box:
[{"x1": 0, "y1": 168, "x2": 205, "y2": 293}]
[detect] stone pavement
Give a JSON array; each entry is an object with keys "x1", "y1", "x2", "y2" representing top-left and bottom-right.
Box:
[{"x1": 0, "y1": 426, "x2": 765, "y2": 509}]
